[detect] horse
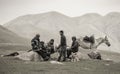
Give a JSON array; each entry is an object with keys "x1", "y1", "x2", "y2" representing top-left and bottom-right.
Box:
[
  {"x1": 1, "y1": 51, "x2": 43, "y2": 61},
  {"x1": 77, "y1": 36, "x2": 111, "y2": 49}
]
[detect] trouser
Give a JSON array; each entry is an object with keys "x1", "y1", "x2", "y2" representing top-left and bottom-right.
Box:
[
  {"x1": 51, "y1": 48, "x2": 55, "y2": 54},
  {"x1": 67, "y1": 49, "x2": 72, "y2": 58},
  {"x1": 36, "y1": 50, "x2": 50, "y2": 61},
  {"x1": 67, "y1": 49, "x2": 78, "y2": 58},
  {"x1": 58, "y1": 46, "x2": 66, "y2": 61}
]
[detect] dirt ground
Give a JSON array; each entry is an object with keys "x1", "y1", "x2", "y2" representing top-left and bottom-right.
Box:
[{"x1": 0, "y1": 44, "x2": 120, "y2": 74}]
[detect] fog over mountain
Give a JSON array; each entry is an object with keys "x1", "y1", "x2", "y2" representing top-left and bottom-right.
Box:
[
  {"x1": 0, "y1": 25, "x2": 29, "y2": 44},
  {"x1": 3, "y1": 11, "x2": 120, "y2": 53}
]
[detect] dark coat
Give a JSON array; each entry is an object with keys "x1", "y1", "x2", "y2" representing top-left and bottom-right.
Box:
[
  {"x1": 71, "y1": 40, "x2": 79, "y2": 53},
  {"x1": 31, "y1": 37, "x2": 41, "y2": 51},
  {"x1": 46, "y1": 42, "x2": 54, "y2": 54},
  {"x1": 60, "y1": 35, "x2": 66, "y2": 46}
]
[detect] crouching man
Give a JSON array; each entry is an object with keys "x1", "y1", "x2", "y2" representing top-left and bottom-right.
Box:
[
  {"x1": 31, "y1": 34, "x2": 49, "y2": 61},
  {"x1": 67, "y1": 36, "x2": 79, "y2": 59},
  {"x1": 46, "y1": 39, "x2": 55, "y2": 54},
  {"x1": 46, "y1": 39, "x2": 55, "y2": 59},
  {"x1": 31, "y1": 34, "x2": 41, "y2": 51}
]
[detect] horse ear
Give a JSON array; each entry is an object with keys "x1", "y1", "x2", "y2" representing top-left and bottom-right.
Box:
[{"x1": 105, "y1": 36, "x2": 108, "y2": 39}]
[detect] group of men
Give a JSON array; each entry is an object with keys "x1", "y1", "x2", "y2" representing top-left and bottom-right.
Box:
[{"x1": 31, "y1": 30, "x2": 79, "y2": 62}]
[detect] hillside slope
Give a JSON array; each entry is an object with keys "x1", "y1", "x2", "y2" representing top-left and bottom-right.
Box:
[
  {"x1": 0, "y1": 25, "x2": 29, "y2": 45},
  {"x1": 3, "y1": 11, "x2": 120, "y2": 52}
]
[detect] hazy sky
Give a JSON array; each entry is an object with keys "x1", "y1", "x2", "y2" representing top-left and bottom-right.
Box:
[{"x1": 0, "y1": 0, "x2": 120, "y2": 24}]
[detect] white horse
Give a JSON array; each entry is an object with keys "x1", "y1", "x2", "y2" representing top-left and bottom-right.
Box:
[
  {"x1": 1, "y1": 51, "x2": 43, "y2": 62},
  {"x1": 77, "y1": 36, "x2": 111, "y2": 49},
  {"x1": 68, "y1": 36, "x2": 111, "y2": 62}
]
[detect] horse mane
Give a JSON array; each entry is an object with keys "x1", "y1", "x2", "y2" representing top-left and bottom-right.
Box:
[{"x1": 96, "y1": 37, "x2": 104, "y2": 43}]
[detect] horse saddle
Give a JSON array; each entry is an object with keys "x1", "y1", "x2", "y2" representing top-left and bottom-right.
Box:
[{"x1": 83, "y1": 36, "x2": 95, "y2": 44}]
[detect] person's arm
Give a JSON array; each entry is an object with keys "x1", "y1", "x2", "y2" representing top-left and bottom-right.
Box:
[
  {"x1": 31, "y1": 39, "x2": 35, "y2": 46},
  {"x1": 27, "y1": 49, "x2": 32, "y2": 52},
  {"x1": 71, "y1": 41, "x2": 78, "y2": 49},
  {"x1": 57, "y1": 37, "x2": 62, "y2": 49},
  {"x1": 57, "y1": 44, "x2": 60, "y2": 49}
]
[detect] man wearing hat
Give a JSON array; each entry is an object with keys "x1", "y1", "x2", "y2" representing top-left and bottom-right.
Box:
[{"x1": 31, "y1": 34, "x2": 41, "y2": 51}]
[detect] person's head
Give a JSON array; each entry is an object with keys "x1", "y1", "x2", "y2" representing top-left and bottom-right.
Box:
[
  {"x1": 50, "y1": 39, "x2": 54, "y2": 44},
  {"x1": 35, "y1": 34, "x2": 40, "y2": 39},
  {"x1": 59, "y1": 30, "x2": 64, "y2": 36},
  {"x1": 72, "y1": 36, "x2": 76, "y2": 41},
  {"x1": 40, "y1": 41, "x2": 44, "y2": 46}
]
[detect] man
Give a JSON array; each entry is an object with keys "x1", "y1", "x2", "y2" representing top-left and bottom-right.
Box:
[
  {"x1": 46, "y1": 39, "x2": 55, "y2": 54},
  {"x1": 67, "y1": 36, "x2": 79, "y2": 58},
  {"x1": 31, "y1": 34, "x2": 41, "y2": 51},
  {"x1": 57, "y1": 30, "x2": 67, "y2": 62},
  {"x1": 37, "y1": 41, "x2": 50, "y2": 61},
  {"x1": 31, "y1": 34, "x2": 49, "y2": 61}
]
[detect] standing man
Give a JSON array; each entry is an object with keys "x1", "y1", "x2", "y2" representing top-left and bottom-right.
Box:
[{"x1": 57, "y1": 30, "x2": 67, "y2": 62}]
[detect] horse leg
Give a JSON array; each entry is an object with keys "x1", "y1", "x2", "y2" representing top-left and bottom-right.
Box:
[{"x1": 4, "y1": 52, "x2": 19, "y2": 57}]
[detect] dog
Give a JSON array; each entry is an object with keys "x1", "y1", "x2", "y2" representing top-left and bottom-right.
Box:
[{"x1": 70, "y1": 52, "x2": 82, "y2": 62}]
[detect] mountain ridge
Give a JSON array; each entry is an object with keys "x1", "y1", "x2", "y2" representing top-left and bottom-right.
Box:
[{"x1": 2, "y1": 11, "x2": 120, "y2": 52}]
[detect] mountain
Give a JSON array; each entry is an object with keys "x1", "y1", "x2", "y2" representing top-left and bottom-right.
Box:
[
  {"x1": 104, "y1": 12, "x2": 120, "y2": 40},
  {"x1": 4, "y1": 11, "x2": 79, "y2": 43},
  {"x1": 74, "y1": 12, "x2": 120, "y2": 52},
  {"x1": 0, "y1": 25, "x2": 29, "y2": 44},
  {"x1": 74, "y1": 13, "x2": 102, "y2": 24},
  {"x1": 102, "y1": 12, "x2": 120, "y2": 52},
  {"x1": 73, "y1": 13, "x2": 105, "y2": 37},
  {"x1": 3, "y1": 11, "x2": 120, "y2": 52}
]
